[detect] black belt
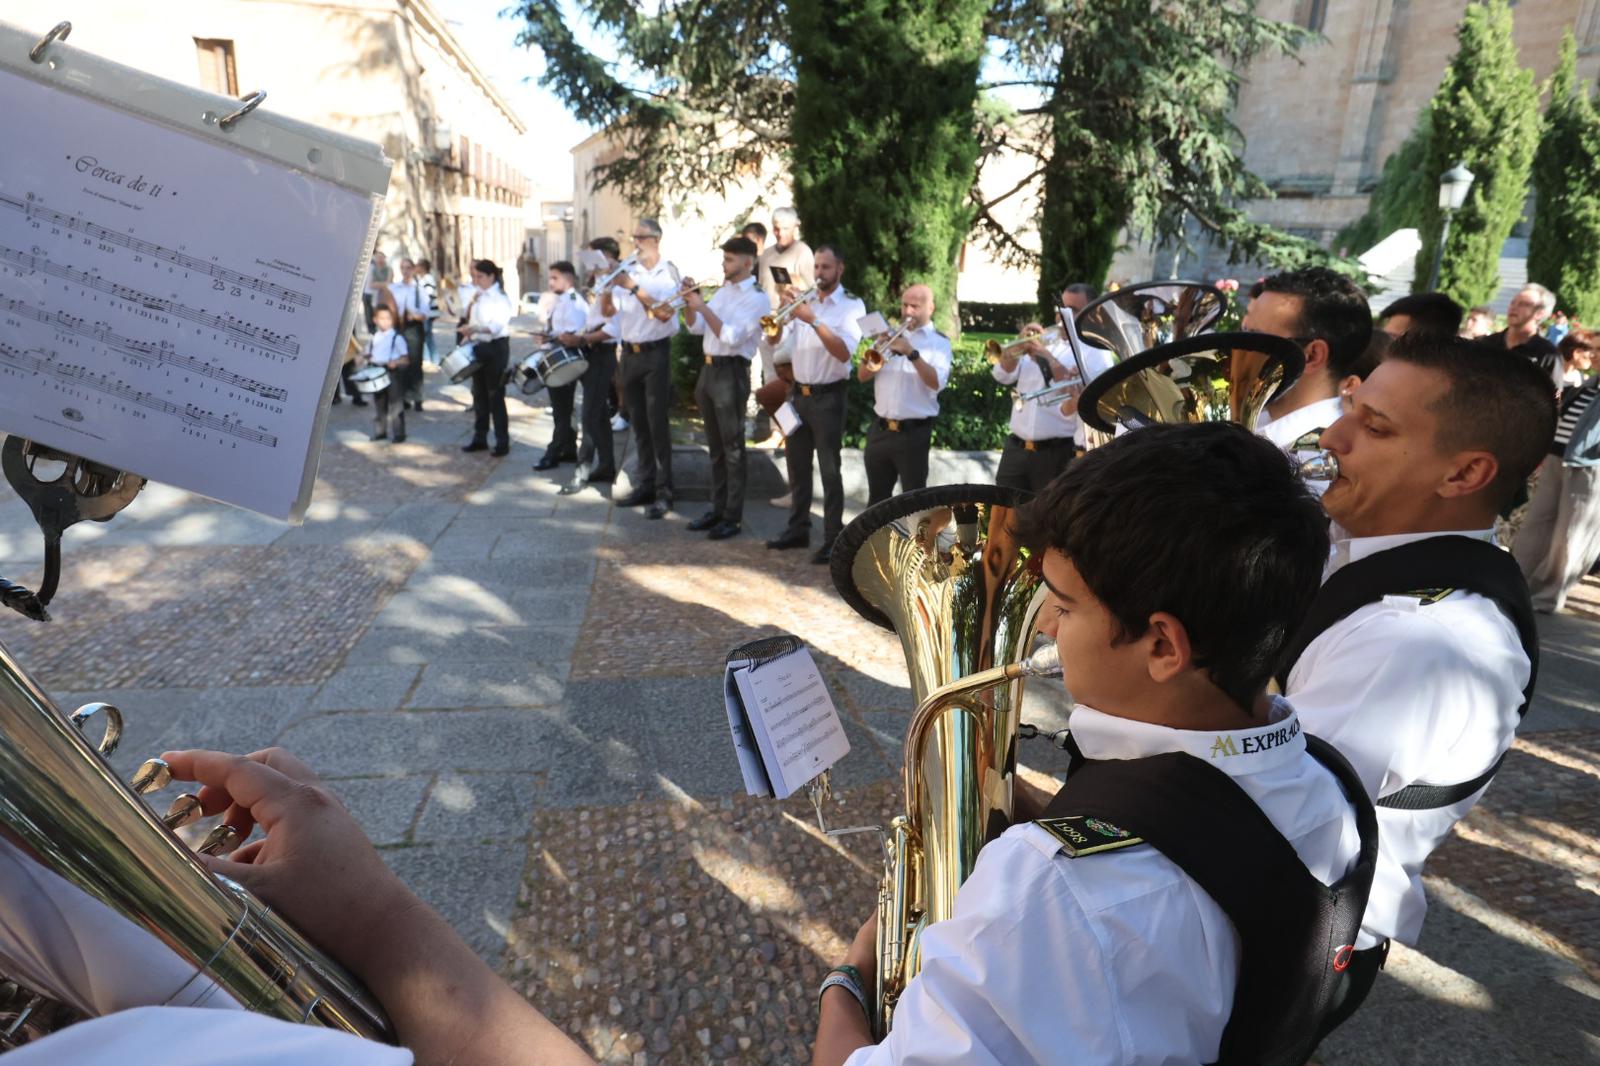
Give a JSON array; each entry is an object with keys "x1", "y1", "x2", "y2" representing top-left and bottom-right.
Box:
[
  {"x1": 877, "y1": 416, "x2": 934, "y2": 432},
  {"x1": 793, "y1": 380, "x2": 847, "y2": 397},
  {"x1": 1007, "y1": 433, "x2": 1073, "y2": 452},
  {"x1": 624, "y1": 338, "x2": 671, "y2": 354},
  {"x1": 703, "y1": 354, "x2": 749, "y2": 365}
]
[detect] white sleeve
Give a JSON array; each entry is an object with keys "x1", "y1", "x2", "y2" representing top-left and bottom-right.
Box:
[
  {"x1": 475, "y1": 292, "x2": 513, "y2": 339},
  {"x1": 831, "y1": 300, "x2": 866, "y2": 352},
  {"x1": 991, "y1": 361, "x2": 1020, "y2": 386},
  {"x1": 2, "y1": 1006, "x2": 412, "y2": 1066},
  {"x1": 925, "y1": 336, "x2": 953, "y2": 390},
  {"x1": 716, "y1": 289, "x2": 768, "y2": 348}
]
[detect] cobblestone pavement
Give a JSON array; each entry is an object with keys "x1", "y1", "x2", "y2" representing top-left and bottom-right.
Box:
[{"x1": 1, "y1": 347, "x2": 1597, "y2": 1064}]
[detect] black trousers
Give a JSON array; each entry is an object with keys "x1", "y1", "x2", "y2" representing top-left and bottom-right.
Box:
[
  {"x1": 546, "y1": 380, "x2": 579, "y2": 458},
  {"x1": 469, "y1": 337, "x2": 511, "y2": 447},
  {"x1": 783, "y1": 384, "x2": 848, "y2": 543},
  {"x1": 621, "y1": 339, "x2": 674, "y2": 496},
  {"x1": 695, "y1": 357, "x2": 752, "y2": 522},
  {"x1": 372, "y1": 385, "x2": 405, "y2": 439},
  {"x1": 575, "y1": 342, "x2": 618, "y2": 476},
  {"x1": 864, "y1": 418, "x2": 936, "y2": 506},
  {"x1": 995, "y1": 436, "x2": 1075, "y2": 495},
  {"x1": 400, "y1": 321, "x2": 425, "y2": 404}
]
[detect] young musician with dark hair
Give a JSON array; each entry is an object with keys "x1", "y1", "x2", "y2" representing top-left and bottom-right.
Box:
[
  {"x1": 533, "y1": 261, "x2": 588, "y2": 473},
  {"x1": 460, "y1": 259, "x2": 514, "y2": 457},
  {"x1": 1377, "y1": 292, "x2": 1463, "y2": 340},
  {"x1": 815, "y1": 423, "x2": 1370, "y2": 1066},
  {"x1": 364, "y1": 304, "x2": 409, "y2": 443},
  {"x1": 1243, "y1": 266, "x2": 1373, "y2": 464},
  {"x1": 562, "y1": 238, "x2": 624, "y2": 494},
  {"x1": 1282, "y1": 334, "x2": 1555, "y2": 1017}
]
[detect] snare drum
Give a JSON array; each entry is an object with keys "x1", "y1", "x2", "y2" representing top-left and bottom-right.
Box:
[
  {"x1": 510, "y1": 352, "x2": 544, "y2": 395},
  {"x1": 441, "y1": 343, "x2": 479, "y2": 384},
  {"x1": 533, "y1": 345, "x2": 589, "y2": 390},
  {"x1": 350, "y1": 365, "x2": 391, "y2": 395}
]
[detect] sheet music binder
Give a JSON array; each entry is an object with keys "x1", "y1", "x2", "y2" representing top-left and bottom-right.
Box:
[
  {"x1": 723, "y1": 635, "x2": 849, "y2": 800},
  {"x1": 0, "y1": 19, "x2": 391, "y2": 522}
]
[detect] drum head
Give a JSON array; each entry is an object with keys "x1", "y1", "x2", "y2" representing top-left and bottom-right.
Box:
[{"x1": 539, "y1": 349, "x2": 589, "y2": 389}]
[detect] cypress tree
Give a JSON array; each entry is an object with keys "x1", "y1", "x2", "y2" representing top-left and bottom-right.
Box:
[
  {"x1": 789, "y1": 0, "x2": 987, "y2": 329},
  {"x1": 1414, "y1": 0, "x2": 1539, "y2": 305},
  {"x1": 1527, "y1": 30, "x2": 1600, "y2": 322}
]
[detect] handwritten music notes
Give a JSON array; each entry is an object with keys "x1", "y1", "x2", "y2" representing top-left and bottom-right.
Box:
[{"x1": 0, "y1": 32, "x2": 388, "y2": 520}]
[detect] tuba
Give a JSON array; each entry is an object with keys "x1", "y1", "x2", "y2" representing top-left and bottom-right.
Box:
[{"x1": 830, "y1": 484, "x2": 1057, "y2": 1035}]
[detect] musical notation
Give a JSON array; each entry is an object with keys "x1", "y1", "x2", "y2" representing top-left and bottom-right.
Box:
[
  {"x1": 0, "y1": 244, "x2": 301, "y2": 358},
  {"x1": 0, "y1": 341, "x2": 278, "y2": 448},
  {"x1": 0, "y1": 192, "x2": 312, "y2": 308},
  {"x1": 0, "y1": 293, "x2": 287, "y2": 401}
]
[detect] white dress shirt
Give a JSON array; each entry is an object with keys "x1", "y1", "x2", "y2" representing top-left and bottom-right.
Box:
[
  {"x1": 993, "y1": 353, "x2": 1074, "y2": 442},
  {"x1": 546, "y1": 289, "x2": 588, "y2": 337},
  {"x1": 871, "y1": 322, "x2": 952, "y2": 420},
  {"x1": 779, "y1": 286, "x2": 866, "y2": 385},
  {"x1": 463, "y1": 285, "x2": 513, "y2": 342},
  {"x1": 1041, "y1": 339, "x2": 1118, "y2": 447},
  {"x1": 610, "y1": 257, "x2": 682, "y2": 343},
  {"x1": 5, "y1": 1007, "x2": 411, "y2": 1066},
  {"x1": 365, "y1": 329, "x2": 408, "y2": 366},
  {"x1": 583, "y1": 291, "x2": 618, "y2": 339},
  {"x1": 687, "y1": 276, "x2": 770, "y2": 359},
  {"x1": 386, "y1": 278, "x2": 424, "y2": 323},
  {"x1": 845, "y1": 700, "x2": 1361, "y2": 1066},
  {"x1": 1286, "y1": 527, "x2": 1529, "y2": 948},
  {"x1": 1256, "y1": 395, "x2": 1344, "y2": 494}
]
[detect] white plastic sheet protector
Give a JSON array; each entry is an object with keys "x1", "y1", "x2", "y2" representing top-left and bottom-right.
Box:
[{"x1": 0, "y1": 21, "x2": 390, "y2": 520}]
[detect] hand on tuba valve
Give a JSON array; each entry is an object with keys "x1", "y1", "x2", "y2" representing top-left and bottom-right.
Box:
[{"x1": 760, "y1": 285, "x2": 818, "y2": 341}]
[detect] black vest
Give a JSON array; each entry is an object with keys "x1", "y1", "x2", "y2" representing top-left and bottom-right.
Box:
[
  {"x1": 1040, "y1": 734, "x2": 1378, "y2": 1066},
  {"x1": 1276, "y1": 535, "x2": 1539, "y2": 809}
]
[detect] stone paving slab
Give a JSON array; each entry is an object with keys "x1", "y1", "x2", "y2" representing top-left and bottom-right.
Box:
[
  {"x1": 276, "y1": 707, "x2": 587, "y2": 778},
  {"x1": 324, "y1": 775, "x2": 432, "y2": 847},
  {"x1": 311, "y1": 664, "x2": 424, "y2": 712},
  {"x1": 385, "y1": 841, "x2": 531, "y2": 962},
  {"x1": 347, "y1": 624, "x2": 578, "y2": 668},
  {"x1": 406, "y1": 662, "x2": 568, "y2": 710},
  {"x1": 417, "y1": 771, "x2": 542, "y2": 842}
]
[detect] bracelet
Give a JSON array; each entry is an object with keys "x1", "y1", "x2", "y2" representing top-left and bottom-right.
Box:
[{"x1": 818, "y1": 965, "x2": 869, "y2": 1020}]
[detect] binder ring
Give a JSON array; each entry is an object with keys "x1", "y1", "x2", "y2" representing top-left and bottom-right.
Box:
[
  {"x1": 219, "y1": 90, "x2": 266, "y2": 130},
  {"x1": 29, "y1": 21, "x2": 71, "y2": 63}
]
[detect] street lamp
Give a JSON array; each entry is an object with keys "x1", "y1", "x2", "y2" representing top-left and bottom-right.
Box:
[{"x1": 1428, "y1": 162, "x2": 1475, "y2": 291}]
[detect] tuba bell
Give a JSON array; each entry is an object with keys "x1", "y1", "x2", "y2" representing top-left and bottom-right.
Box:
[{"x1": 830, "y1": 484, "x2": 1058, "y2": 1035}]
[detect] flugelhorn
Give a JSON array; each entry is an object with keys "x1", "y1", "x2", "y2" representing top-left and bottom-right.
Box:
[
  {"x1": 593, "y1": 256, "x2": 638, "y2": 292},
  {"x1": 984, "y1": 325, "x2": 1061, "y2": 365},
  {"x1": 650, "y1": 279, "x2": 718, "y2": 321},
  {"x1": 829, "y1": 485, "x2": 1051, "y2": 1036},
  {"x1": 760, "y1": 285, "x2": 818, "y2": 341},
  {"x1": 862, "y1": 322, "x2": 910, "y2": 371}
]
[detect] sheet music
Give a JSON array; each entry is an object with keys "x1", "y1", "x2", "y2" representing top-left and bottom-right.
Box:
[{"x1": 0, "y1": 63, "x2": 381, "y2": 520}]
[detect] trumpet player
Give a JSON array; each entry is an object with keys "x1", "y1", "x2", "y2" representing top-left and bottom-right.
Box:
[
  {"x1": 682, "y1": 236, "x2": 771, "y2": 540},
  {"x1": 765, "y1": 245, "x2": 865, "y2": 563},
  {"x1": 562, "y1": 238, "x2": 624, "y2": 495},
  {"x1": 601, "y1": 219, "x2": 682, "y2": 519},
  {"x1": 532, "y1": 262, "x2": 589, "y2": 472},
  {"x1": 990, "y1": 322, "x2": 1081, "y2": 493},
  {"x1": 814, "y1": 423, "x2": 1371, "y2": 1066},
  {"x1": 857, "y1": 284, "x2": 951, "y2": 507}
]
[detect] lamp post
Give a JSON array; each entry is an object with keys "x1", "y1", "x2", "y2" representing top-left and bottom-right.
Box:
[{"x1": 1428, "y1": 163, "x2": 1475, "y2": 291}]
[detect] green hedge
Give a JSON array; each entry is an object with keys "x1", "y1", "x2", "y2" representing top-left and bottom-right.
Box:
[{"x1": 958, "y1": 301, "x2": 1041, "y2": 334}]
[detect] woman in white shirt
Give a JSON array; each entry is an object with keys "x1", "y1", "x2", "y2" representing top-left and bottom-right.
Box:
[{"x1": 458, "y1": 259, "x2": 514, "y2": 456}]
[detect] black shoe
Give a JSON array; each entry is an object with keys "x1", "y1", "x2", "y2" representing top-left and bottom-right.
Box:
[
  {"x1": 616, "y1": 489, "x2": 656, "y2": 508},
  {"x1": 708, "y1": 520, "x2": 742, "y2": 541},
  {"x1": 491, "y1": 443, "x2": 510, "y2": 457},
  {"x1": 332, "y1": 391, "x2": 342, "y2": 405},
  {"x1": 370, "y1": 432, "x2": 387, "y2": 441},
  {"x1": 645, "y1": 497, "x2": 673, "y2": 520},
  {"x1": 558, "y1": 450, "x2": 579, "y2": 462},
  {"x1": 765, "y1": 531, "x2": 810, "y2": 550},
  {"x1": 393, "y1": 433, "x2": 407, "y2": 443},
  {"x1": 587, "y1": 468, "x2": 617, "y2": 483},
  {"x1": 686, "y1": 511, "x2": 722, "y2": 532},
  {"x1": 414, "y1": 401, "x2": 424, "y2": 412},
  {"x1": 352, "y1": 397, "x2": 368, "y2": 407},
  {"x1": 809, "y1": 545, "x2": 832, "y2": 565},
  {"x1": 533, "y1": 453, "x2": 562, "y2": 471},
  {"x1": 462, "y1": 440, "x2": 488, "y2": 453}
]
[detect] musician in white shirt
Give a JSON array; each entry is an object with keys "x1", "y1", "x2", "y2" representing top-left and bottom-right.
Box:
[
  {"x1": 533, "y1": 262, "x2": 591, "y2": 472},
  {"x1": 857, "y1": 284, "x2": 952, "y2": 507},
  {"x1": 683, "y1": 236, "x2": 772, "y2": 539},
  {"x1": 600, "y1": 218, "x2": 682, "y2": 519},
  {"x1": 459, "y1": 259, "x2": 515, "y2": 457},
  {"x1": 992, "y1": 322, "x2": 1084, "y2": 493},
  {"x1": 387, "y1": 260, "x2": 428, "y2": 411},
  {"x1": 562, "y1": 238, "x2": 624, "y2": 495},
  {"x1": 363, "y1": 305, "x2": 409, "y2": 443},
  {"x1": 763, "y1": 245, "x2": 866, "y2": 564}
]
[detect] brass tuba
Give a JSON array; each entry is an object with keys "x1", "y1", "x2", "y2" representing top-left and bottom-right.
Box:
[
  {"x1": 830, "y1": 484, "x2": 1057, "y2": 1035},
  {"x1": 0, "y1": 634, "x2": 393, "y2": 1046}
]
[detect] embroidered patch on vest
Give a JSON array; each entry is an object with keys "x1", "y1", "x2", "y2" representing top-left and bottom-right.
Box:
[
  {"x1": 1290, "y1": 429, "x2": 1328, "y2": 451},
  {"x1": 1401, "y1": 587, "x2": 1456, "y2": 605},
  {"x1": 1035, "y1": 815, "x2": 1146, "y2": 857}
]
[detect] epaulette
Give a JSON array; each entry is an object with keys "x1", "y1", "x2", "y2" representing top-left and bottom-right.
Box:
[
  {"x1": 1034, "y1": 815, "x2": 1145, "y2": 857},
  {"x1": 1289, "y1": 429, "x2": 1329, "y2": 451},
  {"x1": 935, "y1": 329, "x2": 949, "y2": 339},
  {"x1": 1399, "y1": 588, "x2": 1456, "y2": 605}
]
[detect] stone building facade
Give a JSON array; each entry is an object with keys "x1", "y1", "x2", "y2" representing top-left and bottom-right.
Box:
[{"x1": 1, "y1": 0, "x2": 531, "y2": 296}]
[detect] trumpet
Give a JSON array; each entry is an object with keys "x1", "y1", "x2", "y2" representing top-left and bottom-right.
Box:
[
  {"x1": 1019, "y1": 378, "x2": 1083, "y2": 407},
  {"x1": 649, "y1": 279, "x2": 719, "y2": 322},
  {"x1": 593, "y1": 256, "x2": 638, "y2": 292},
  {"x1": 984, "y1": 325, "x2": 1062, "y2": 365},
  {"x1": 759, "y1": 285, "x2": 819, "y2": 341},
  {"x1": 862, "y1": 322, "x2": 910, "y2": 371}
]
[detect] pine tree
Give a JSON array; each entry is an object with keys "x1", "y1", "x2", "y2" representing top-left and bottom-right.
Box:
[
  {"x1": 1415, "y1": 0, "x2": 1540, "y2": 305},
  {"x1": 1527, "y1": 30, "x2": 1600, "y2": 322},
  {"x1": 789, "y1": 0, "x2": 988, "y2": 328}
]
